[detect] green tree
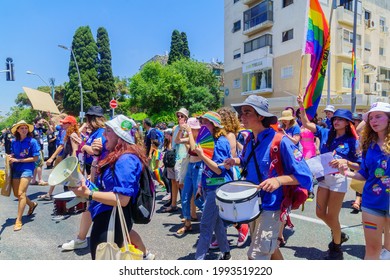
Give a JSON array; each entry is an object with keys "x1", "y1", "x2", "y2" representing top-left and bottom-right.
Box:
[
  {"x1": 97, "y1": 27, "x2": 116, "y2": 111},
  {"x1": 181, "y1": 32, "x2": 190, "y2": 59},
  {"x1": 167, "y1": 30, "x2": 183, "y2": 65},
  {"x1": 64, "y1": 26, "x2": 99, "y2": 116}
]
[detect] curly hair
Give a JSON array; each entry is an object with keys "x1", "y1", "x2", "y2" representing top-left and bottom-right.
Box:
[
  {"x1": 217, "y1": 107, "x2": 241, "y2": 135},
  {"x1": 360, "y1": 114, "x2": 390, "y2": 155},
  {"x1": 64, "y1": 124, "x2": 80, "y2": 143}
]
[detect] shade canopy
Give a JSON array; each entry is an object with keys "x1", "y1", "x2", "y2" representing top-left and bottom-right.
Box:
[{"x1": 23, "y1": 87, "x2": 60, "y2": 114}]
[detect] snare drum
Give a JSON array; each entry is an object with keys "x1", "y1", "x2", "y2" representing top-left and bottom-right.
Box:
[
  {"x1": 53, "y1": 191, "x2": 86, "y2": 215},
  {"x1": 216, "y1": 180, "x2": 261, "y2": 224}
]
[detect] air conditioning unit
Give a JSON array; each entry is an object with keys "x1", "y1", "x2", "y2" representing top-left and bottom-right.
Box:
[
  {"x1": 375, "y1": 82, "x2": 382, "y2": 92},
  {"x1": 368, "y1": 20, "x2": 375, "y2": 29}
]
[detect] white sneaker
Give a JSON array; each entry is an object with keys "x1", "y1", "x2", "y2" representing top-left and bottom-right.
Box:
[
  {"x1": 380, "y1": 248, "x2": 390, "y2": 260},
  {"x1": 62, "y1": 238, "x2": 88, "y2": 251},
  {"x1": 143, "y1": 251, "x2": 156, "y2": 260}
]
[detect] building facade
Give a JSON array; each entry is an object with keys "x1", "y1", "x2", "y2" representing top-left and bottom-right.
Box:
[{"x1": 224, "y1": 0, "x2": 390, "y2": 116}]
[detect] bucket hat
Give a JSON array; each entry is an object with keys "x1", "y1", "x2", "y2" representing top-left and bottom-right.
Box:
[
  {"x1": 86, "y1": 106, "x2": 104, "y2": 117},
  {"x1": 331, "y1": 109, "x2": 353, "y2": 123},
  {"x1": 324, "y1": 105, "x2": 335, "y2": 113},
  {"x1": 363, "y1": 102, "x2": 390, "y2": 122},
  {"x1": 200, "y1": 111, "x2": 224, "y2": 128},
  {"x1": 231, "y1": 95, "x2": 277, "y2": 125},
  {"x1": 187, "y1": 117, "x2": 201, "y2": 129},
  {"x1": 278, "y1": 110, "x2": 295, "y2": 121},
  {"x1": 105, "y1": 115, "x2": 137, "y2": 144},
  {"x1": 11, "y1": 120, "x2": 34, "y2": 134},
  {"x1": 175, "y1": 108, "x2": 189, "y2": 119}
]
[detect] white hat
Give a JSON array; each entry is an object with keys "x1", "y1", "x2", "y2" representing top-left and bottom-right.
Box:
[
  {"x1": 324, "y1": 105, "x2": 335, "y2": 113},
  {"x1": 363, "y1": 102, "x2": 390, "y2": 122},
  {"x1": 105, "y1": 115, "x2": 137, "y2": 144}
]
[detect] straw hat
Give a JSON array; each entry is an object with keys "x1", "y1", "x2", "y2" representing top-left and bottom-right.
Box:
[
  {"x1": 11, "y1": 120, "x2": 34, "y2": 134},
  {"x1": 278, "y1": 110, "x2": 295, "y2": 121}
]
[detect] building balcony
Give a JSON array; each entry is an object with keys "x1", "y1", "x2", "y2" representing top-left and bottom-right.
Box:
[
  {"x1": 242, "y1": 0, "x2": 259, "y2": 6},
  {"x1": 243, "y1": 19, "x2": 273, "y2": 36},
  {"x1": 336, "y1": 6, "x2": 361, "y2": 27},
  {"x1": 241, "y1": 87, "x2": 273, "y2": 96}
]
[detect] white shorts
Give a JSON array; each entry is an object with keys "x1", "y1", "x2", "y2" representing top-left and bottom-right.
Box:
[{"x1": 318, "y1": 173, "x2": 349, "y2": 193}]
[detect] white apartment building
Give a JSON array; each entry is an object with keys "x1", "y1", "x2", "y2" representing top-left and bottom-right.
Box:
[{"x1": 224, "y1": 0, "x2": 390, "y2": 116}]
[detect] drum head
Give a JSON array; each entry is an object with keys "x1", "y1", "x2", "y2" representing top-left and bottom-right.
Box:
[
  {"x1": 216, "y1": 180, "x2": 258, "y2": 203},
  {"x1": 53, "y1": 191, "x2": 76, "y2": 200}
]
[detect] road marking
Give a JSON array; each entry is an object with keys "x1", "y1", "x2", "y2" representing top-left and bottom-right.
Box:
[{"x1": 290, "y1": 213, "x2": 351, "y2": 229}]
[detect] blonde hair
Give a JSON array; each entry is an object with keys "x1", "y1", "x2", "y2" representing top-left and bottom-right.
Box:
[
  {"x1": 217, "y1": 107, "x2": 241, "y2": 135},
  {"x1": 360, "y1": 113, "x2": 390, "y2": 155}
]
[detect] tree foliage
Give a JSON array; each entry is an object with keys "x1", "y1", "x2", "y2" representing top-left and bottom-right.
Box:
[
  {"x1": 181, "y1": 32, "x2": 190, "y2": 59},
  {"x1": 64, "y1": 26, "x2": 99, "y2": 115},
  {"x1": 167, "y1": 30, "x2": 183, "y2": 65},
  {"x1": 97, "y1": 27, "x2": 116, "y2": 111}
]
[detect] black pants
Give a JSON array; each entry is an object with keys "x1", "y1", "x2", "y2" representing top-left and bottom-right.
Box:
[{"x1": 90, "y1": 207, "x2": 133, "y2": 260}]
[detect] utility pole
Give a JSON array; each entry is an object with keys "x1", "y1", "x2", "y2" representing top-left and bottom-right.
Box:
[{"x1": 351, "y1": 0, "x2": 358, "y2": 113}]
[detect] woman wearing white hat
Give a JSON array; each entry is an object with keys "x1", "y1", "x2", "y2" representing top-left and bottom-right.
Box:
[
  {"x1": 341, "y1": 102, "x2": 390, "y2": 260},
  {"x1": 8, "y1": 120, "x2": 40, "y2": 231}
]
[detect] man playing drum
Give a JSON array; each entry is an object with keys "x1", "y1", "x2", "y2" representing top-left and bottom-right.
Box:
[{"x1": 225, "y1": 95, "x2": 312, "y2": 260}]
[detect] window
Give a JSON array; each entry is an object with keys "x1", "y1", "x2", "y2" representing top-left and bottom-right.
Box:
[
  {"x1": 364, "y1": 10, "x2": 371, "y2": 21},
  {"x1": 379, "y1": 17, "x2": 386, "y2": 32},
  {"x1": 244, "y1": 34, "x2": 272, "y2": 54},
  {"x1": 233, "y1": 49, "x2": 241, "y2": 59},
  {"x1": 342, "y1": 66, "x2": 360, "y2": 89},
  {"x1": 282, "y1": 29, "x2": 293, "y2": 42},
  {"x1": 379, "y1": 67, "x2": 390, "y2": 80},
  {"x1": 233, "y1": 20, "x2": 241, "y2": 32},
  {"x1": 379, "y1": 47, "x2": 385, "y2": 56},
  {"x1": 343, "y1": 29, "x2": 361, "y2": 46},
  {"x1": 243, "y1": 69, "x2": 272, "y2": 92},
  {"x1": 281, "y1": 66, "x2": 293, "y2": 79},
  {"x1": 233, "y1": 79, "x2": 241, "y2": 89},
  {"x1": 243, "y1": 0, "x2": 273, "y2": 31},
  {"x1": 234, "y1": 0, "x2": 240, "y2": 3},
  {"x1": 364, "y1": 75, "x2": 370, "y2": 84},
  {"x1": 340, "y1": 0, "x2": 353, "y2": 11},
  {"x1": 282, "y1": 0, "x2": 293, "y2": 8}
]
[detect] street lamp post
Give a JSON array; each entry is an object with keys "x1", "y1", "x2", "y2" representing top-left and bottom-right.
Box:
[
  {"x1": 26, "y1": 70, "x2": 55, "y2": 100},
  {"x1": 58, "y1": 44, "x2": 84, "y2": 122}
]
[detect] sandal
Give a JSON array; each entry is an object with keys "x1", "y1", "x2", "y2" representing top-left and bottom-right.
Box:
[
  {"x1": 177, "y1": 225, "x2": 192, "y2": 234},
  {"x1": 13, "y1": 221, "x2": 22, "y2": 231},
  {"x1": 30, "y1": 181, "x2": 38, "y2": 185},
  {"x1": 277, "y1": 237, "x2": 287, "y2": 247},
  {"x1": 38, "y1": 181, "x2": 48, "y2": 186},
  {"x1": 161, "y1": 206, "x2": 178, "y2": 213},
  {"x1": 38, "y1": 194, "x2": 52, "y2": 201},
  {"x1": 181, "y1": 217, "x2": 198, "y2": 222},
  {"x1": 27, "y1": 202, "x2": 38, "y2": 216}
]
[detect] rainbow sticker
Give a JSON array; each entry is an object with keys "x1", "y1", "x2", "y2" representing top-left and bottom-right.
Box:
[{"x1": 363, "y1": 221, "x2": 377, "y2": 230}]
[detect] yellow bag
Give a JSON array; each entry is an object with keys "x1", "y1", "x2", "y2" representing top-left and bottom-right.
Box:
[
  {"x1": 0, "y1": 170, "x2": 5, "y2": 189},
  {"x1": 349, "y1": 178, "x2": 364, "y2": 194}
]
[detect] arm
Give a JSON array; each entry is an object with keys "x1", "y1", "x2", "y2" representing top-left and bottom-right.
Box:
[
  {"x1": 8, "y1": 154, "x2": 38, "y2": 164},
  {"x1": 194, "y1": 145, "x2": 222, "y2": 175},
  {"x1": 282, "y1": 130, "x2": 301, "y2": 145},
  {"x1": 297, "y1": 96, "x2": 317, "y2": 133}
]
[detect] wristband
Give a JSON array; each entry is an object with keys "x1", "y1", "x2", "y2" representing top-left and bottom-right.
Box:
[
  {"x1": 299, "y1": 107, "x2": 304, "y2": 111},
  {"x1": 188, "y1": 131, "x2": 192, "y2": 135},
  {"x1": 274, "y1": 177, "x2": 282, "y2": 187},
  {"x1": 88, "y1": 191, "x2": 94, "y2": 201}
]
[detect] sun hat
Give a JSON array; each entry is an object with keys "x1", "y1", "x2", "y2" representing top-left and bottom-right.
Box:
[
  {"x1": 175, "y1": 108, "x2": 189, "y2": 119},
  {"x1": 331, "y1": 109, "x2": 353, "y2": 123},
  {"x1": 200, "y1": 111, "x2": 224, "y2": 128},
  {"x1": 11, "y1": 120, "x2": 34, "y2": 134},
  {"x1": 352, "y1": 113, "x2": 363, "y2": 121},
  {"x1": 187, "y1": 117, "x2": 201, "y2": 129},
  {"x1": 278, "y1": 110, "x2": 295, "y2": 121},
  {"x1": 164, "y1": 128, "x2": 173, "y2": 135},
  {"x1": 105, "y1": 114, "x2": 137, "y2": 144},
  {"x1": 363, "y1": 102, "x2": 390, "y2": 122},
  {"x1": 86, "y1": 105, "x2": 104, "y2": 117},
  {"x1": 324, "y1": 105, "x2": 335, "y2": 113},
  {"x1": 60, "y1": 115, "x2": 77, "y2": 125},
  {"x1": 231, "y1": 95, "x2": 277, "y2": 125}
]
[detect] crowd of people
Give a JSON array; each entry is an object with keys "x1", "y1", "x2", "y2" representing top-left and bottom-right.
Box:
[{"x1": 1, "y1": 95, "x2": 389, "y2": 261}]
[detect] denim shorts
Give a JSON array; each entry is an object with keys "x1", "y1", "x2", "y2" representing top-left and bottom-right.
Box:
[
  {"x1": 361, "y1": 206, "x2": 390, "y2": 218},
  {"x1": 12, "y1": 169, "x2": 33, "y2": 179}
]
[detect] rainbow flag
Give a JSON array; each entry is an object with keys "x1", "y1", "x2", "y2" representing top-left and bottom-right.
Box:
[
  {"x1": 351, "y1": 48, "x2": 356, "y2": 90},
  {"x1": 153, "y1": 168, "x2": 165, "y2": 186},
  {"x1": 303, "y1": 0, "x2": 330, "y2": 119},
  {"x1": 154, "y1": 149, "x2": 163, "y2": 161}
]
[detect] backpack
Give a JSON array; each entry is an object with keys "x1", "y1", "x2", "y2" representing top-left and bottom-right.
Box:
[
  {"x1": 163, "y1": 149, "x2": 176, "y2": 168},
  {"x1": 131, "y1": 166, "x2": 156, "y2": 224},
  {"x1": 269, "y1": 132, "x2": 309, "y2": 228}
]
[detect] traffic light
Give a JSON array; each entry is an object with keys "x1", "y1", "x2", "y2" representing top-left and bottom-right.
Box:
[{"x1": 6, "y1": 57, "x2": 14, "y2": 81}]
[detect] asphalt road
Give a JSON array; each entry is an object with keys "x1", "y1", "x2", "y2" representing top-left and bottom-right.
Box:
[{"x1": 0, "y1": 154, "x2": 366, "y2": 260}]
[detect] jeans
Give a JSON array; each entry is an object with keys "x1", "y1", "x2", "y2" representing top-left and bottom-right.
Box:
[
  {"x1": 195, "y1": 187, "x2": 230, "y2": 260},
  {"x1": 182, "y1": 161, "x2": 203, "y2": 220}
]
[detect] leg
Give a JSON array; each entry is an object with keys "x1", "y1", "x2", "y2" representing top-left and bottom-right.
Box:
[
  {"x1": 130, "y1": 229, "x2": 155, "y2": 259},
  {"x1": 13, "y1": 177, "x2": 33, "y2": 228},
  {"x1": 362, "y1": 211, "x2": 386, "y2": 259},
  {"x1": 62, "y1": 210, "x2": 92, "y2": 250}
]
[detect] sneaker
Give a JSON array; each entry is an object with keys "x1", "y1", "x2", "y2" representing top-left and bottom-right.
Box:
[
  {"x1": 61, "y1": 238, "x2": 88, "y2": 251},
  {"x1": 380, "y1": 248, "x2": 390, "y2": 260},
  {"x1": 217, "y1": 252, "x2": 232, "y2": 260},
  {"x1": 306, "y1": 191, "x2": 315, "y2": 201},
  {"x1": 143, "y1": 251, "x2": 156, "y2": 260},
  {"x1": 236, "y1": 224, "x2": 249, "y2": 247},
  {"x1": 209, "y1": 240, "x2": 219, "y2": 249}
]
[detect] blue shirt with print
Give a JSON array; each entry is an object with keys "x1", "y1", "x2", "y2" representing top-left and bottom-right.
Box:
[
  {"x1": 358, "y1": 144, "x2": 390, "y2": 212},
  {"x1": 85, "y1": 128, "x2": 107, "y2": 165},
  {"x1": 88, "y1": 153, "x2": 141, "y2": 220},
  {"x1": 11, "y1": 137, "x2": 40, "y2": 173},
  {"x1": 201, "y1": 135, "x2": 233, "y2": 190},
  {"x1": 239, "y1": 128, "x2": 312, "y2": 211}
]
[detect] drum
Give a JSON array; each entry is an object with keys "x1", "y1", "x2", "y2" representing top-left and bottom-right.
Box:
[
  {"x1": 216, "y1": 180, "x2": 261, "y2": 224},
  {"x1": 53, "y1": 191, "x2": 86, "y2": 216}
]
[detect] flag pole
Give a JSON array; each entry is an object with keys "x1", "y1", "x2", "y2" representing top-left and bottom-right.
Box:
[
  {"x1": 351, "y1": 0, "x2": 358, "y2": 113},
  {"x1": 326, "y1": 0, "x2": 337, "y2": 106}
]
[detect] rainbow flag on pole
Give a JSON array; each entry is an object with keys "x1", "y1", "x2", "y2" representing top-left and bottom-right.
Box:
[
  {"x1": 303, "y1": 0, "x2": 331, "y2": 119},
  {"x1": 351, "y1": 48, "x2": 356, "y2": 89}
]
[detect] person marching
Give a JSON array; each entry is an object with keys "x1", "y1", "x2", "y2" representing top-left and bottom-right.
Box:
[
  {"x1": 297, "y1": 96, "x2": 361, "y2": 260},
  {"x1": 340, "y1": 102, "x2": 390, "y2": 260},
  {"x1": 8, "y1": 120, "x2": 40, "y2": 231},
  {"x1": 225, "y1": 95, "x2": 312, "y2": 260}
]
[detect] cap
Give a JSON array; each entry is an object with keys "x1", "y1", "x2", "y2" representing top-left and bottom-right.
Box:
[{"x1": 60, "y1": 116, "x2": 77, "y2": 125}]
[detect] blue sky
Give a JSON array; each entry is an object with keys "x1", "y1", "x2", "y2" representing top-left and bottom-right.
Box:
[{"x1": 0, "y1": 0, "x2": 224, "y2": 115}]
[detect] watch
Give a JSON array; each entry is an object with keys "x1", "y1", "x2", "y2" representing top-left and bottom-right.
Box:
[{"x1": 88, "y1": 191, "x2": 94, "y2": 201}]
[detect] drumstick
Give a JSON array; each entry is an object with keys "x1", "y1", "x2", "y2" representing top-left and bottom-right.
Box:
[{"x1": 228, "y1": 182, "x2": 259, "y2": 188}]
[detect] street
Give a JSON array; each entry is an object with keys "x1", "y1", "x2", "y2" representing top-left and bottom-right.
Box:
[{"x1": 0, "y1": 155, "x2": 366, "y2": 260}]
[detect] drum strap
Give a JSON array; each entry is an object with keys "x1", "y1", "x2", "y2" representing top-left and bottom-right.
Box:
[{"x1": 241, "y1": 141, "x2": 261, "y2": 181}]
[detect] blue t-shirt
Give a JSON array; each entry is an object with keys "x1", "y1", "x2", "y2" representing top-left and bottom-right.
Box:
[
  {"x1": 284, "y1": 124, "x2": 301, "y2": 138},
  {"x1": 358, "y1": 144, "x2": 390, "y2": 212},
  {"x1": 57, "y1": 128, "x2": 66, "y2": 157},
  {"x1": 201, "y1": 135, "x2": 232, "y2": 190},
  {"x1": 315, "y1": 125, "x2": 361, "y2": 163},
  {"x1": 11, "y1": 137, "x2": 40, "y2": 174},
  {"x1": 88, "y1": 153, "x2": 142, "y2": 220},
  {"x1": 239, "y1": 128, "x2": 312, "y2": 211},
  {"x1": 84, "y1": 128, "x2": 107, "y2": 165}
]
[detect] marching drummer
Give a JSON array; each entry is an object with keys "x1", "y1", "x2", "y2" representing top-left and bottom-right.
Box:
[{"x1": 225, "y1": 95, "x2": 312, "y2": 260}]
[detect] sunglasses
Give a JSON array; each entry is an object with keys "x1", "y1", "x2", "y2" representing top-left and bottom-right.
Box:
[{"x1": 177, "y1": 114, "x2": 185, "y2": 119}]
